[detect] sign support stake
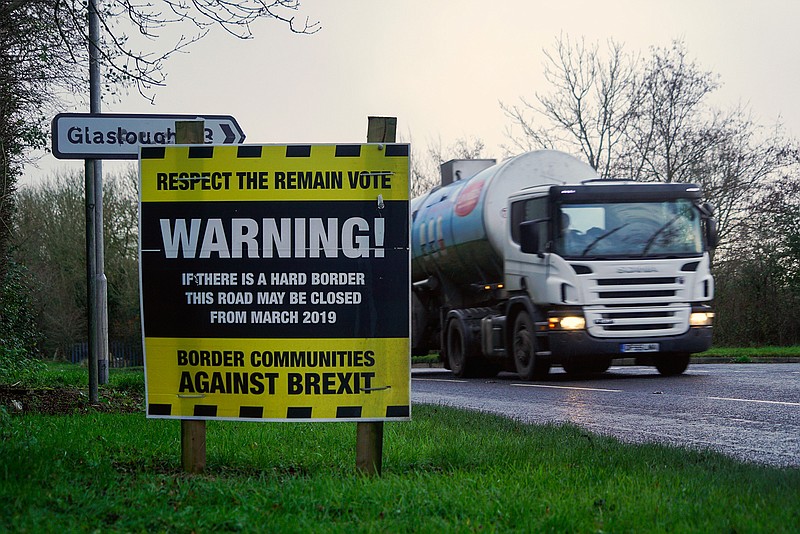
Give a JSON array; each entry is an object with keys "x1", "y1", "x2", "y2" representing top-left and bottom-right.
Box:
[
  {"x1": 176, "y1": 120, "x2": 208, "y2": 475},
  {"x1": 355, "y1": 116, "x2": 397, "y2": 476}
]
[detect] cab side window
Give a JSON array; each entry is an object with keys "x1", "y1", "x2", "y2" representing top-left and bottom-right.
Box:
[{"x1": 510, "y1": 197, "x2": 548, "y2": 244}]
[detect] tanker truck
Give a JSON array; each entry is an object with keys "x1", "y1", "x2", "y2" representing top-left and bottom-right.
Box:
[{"x1": 411, "y1": 150, "x2": 717, "y2": 378}]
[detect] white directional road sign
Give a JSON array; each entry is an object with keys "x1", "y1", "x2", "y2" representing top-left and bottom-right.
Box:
[{"x1": 51, "y1": 113, "x2": 246, "y2": 160}]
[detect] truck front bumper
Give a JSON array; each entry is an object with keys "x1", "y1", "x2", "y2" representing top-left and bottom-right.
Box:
[{"x1": 547, "y1": 327, "x2": 712, "y2": 361}]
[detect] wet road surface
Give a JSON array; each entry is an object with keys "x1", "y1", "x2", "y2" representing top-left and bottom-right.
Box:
[{"x1": 411, "y1": 363, "x2": 800, "y2": 467}]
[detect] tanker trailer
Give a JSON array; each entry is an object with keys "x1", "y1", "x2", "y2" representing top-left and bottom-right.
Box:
[{"x1": 411, "y1": 150, "x2": 716, "y2": 378}]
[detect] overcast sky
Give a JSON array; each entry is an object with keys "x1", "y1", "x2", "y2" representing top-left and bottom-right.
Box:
[{"x1": 23, "y1": 0, "x2": 800, "y2": 184}]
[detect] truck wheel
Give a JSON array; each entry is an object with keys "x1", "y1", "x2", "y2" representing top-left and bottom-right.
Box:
[
  {"x1": 513, "y1": 311, "x2": 550, "y2": 380},
  {"x1": 655, "y1": 353, "x2": 690, "y2": 376},
  {"x1": 446, "y1": 319, "x2": 477, "y2": 378},
  {"x1": 592, "y1": 357, "x2": 612, "y2": 373}
]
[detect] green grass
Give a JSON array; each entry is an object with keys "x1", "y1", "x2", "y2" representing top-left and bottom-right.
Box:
[
  {"x1": 703, "y1": 345, "x2": 800, "y2": 360},
  {"x1": 413, "y1": 345, "x2": 800, "y2": 366},
  {"x1": 1, "y1": 405, "x2": 798, "y2": 532},
  {"x1": 411, "y1": 352, "x2": 441, "y2": 365},
  {"x1": 1, "y1": 362, "x2": 799, "y2": 532},
  {"x1": 5, "y1": 360, "x2": 145, "y2": 389}
]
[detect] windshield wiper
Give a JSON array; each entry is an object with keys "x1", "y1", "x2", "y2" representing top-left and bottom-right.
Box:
[
  {"x1": 580, "y1": 223, "x2": 630, "y2": 256},
  {"x1": 641, "y1": 214, "x2": 683, "y2": 256}
]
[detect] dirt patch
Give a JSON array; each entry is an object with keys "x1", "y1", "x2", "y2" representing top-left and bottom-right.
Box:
[{"x1": 0, "y1": 386, "x2": 144, "y2": 415}]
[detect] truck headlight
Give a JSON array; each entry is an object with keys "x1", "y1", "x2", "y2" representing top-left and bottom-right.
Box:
[
  {"x1": 549, "y1": 316, "x2": 586, "y2": 330},
  {"x1": 690, "y1": 312, "x2": 714, "y2": 327}
]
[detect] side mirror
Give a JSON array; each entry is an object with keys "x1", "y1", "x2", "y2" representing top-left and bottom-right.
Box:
[
  {"x1": 706, "y1": 218, "x2": 719, "y2": 249},
  {"x1": 520, "y1": 219, "x2": 546, "y2": 255}
]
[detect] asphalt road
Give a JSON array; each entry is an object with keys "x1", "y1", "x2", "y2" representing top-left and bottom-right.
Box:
[{"x1": 411, "y1": 363, "x2": 800, "y2": 468}]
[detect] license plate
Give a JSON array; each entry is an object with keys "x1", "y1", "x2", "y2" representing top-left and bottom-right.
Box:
[{"x1": 621, "y1": 343, "x2": 659, "y2": 353}]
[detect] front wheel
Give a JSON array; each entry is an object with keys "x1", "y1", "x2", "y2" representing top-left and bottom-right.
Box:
[
  {"x1": 655, "y1": 353, "x2": 690, "y2": 376},
  {"x1": 513, "y1": 311, "x2": 550, "y2": 380}
]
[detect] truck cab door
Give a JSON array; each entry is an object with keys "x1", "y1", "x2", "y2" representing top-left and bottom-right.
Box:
[{"x1": 505, "y1": 196, "x2": 550, "y2": 299}]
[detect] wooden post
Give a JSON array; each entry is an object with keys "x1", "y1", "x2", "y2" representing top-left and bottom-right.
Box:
[
  {"x1": 366, "y1": 115, "x2": 397, "y2": 144},
  {"x1": 176, "y1": 120, "x2": 205, "y2": 145},
  {"x1": 181, "y1": 417, "x2": 206, "y2": 474},
  {"x1": 355, "y1": 116, "x2": 397, "y2": 476},
  {"x1": 176, "y1": 120, "x2": 207, "y2": 475},
  {"x1": 356, "y1": 420, "x2": 384, "y2": 474}
]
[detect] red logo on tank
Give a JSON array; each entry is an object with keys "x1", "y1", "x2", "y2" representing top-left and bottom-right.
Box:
[{"x1": 455, "y1": 179, "x2": 484, "y2": 217}]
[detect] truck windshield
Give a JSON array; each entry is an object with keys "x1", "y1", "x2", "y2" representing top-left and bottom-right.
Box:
[{"x1": 556, "y1": 199, "x2": 704, "y2": 258}]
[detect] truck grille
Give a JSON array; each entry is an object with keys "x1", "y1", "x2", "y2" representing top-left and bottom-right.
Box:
[
  {"x1": 598, "y1": 289, "x2": 675, "y2": 299},
  {"x1": 596, "y1": 277, "x2": 676, "y2": 285},
  {"x1": 590, "y1": 276, "x2": 685, "y2": 304},
  {"x1": 584, "y1": 304, "x2": 690, "y2": 338}
]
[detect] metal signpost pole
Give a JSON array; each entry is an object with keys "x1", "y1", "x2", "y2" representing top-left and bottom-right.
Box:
[
  {"x1": 84, "y1": 161, "x2": 98, "y2": 400},
  {"x1": 86, "y1": 0, "x2": 109, "y2": 400}
]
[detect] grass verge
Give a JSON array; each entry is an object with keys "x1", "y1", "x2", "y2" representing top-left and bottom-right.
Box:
[
  {"x1": 1, "y1": 362, "x2": 799, "y2": 532},
  {"x1": 703, "y1": 345, "x2": 800, "y2": 360},
  {"x1": 413, "y1": 346, "x2": 800, "y2": 366},
  {"x1": 0, "y1": 406, "x2": 798, "y2": 531}
]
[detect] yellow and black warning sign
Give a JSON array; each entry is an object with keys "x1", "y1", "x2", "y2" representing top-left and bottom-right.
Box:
[{"x1": 139, "y1": 144, "x2": 410, "y2": 421}]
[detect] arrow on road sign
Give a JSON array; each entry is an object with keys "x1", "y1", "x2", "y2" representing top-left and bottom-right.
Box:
[
  {"x1": 220, "y1": 123, "x2": 238, "y2": 144},
  {"x1": 51, "y1": 113, "x2": 246, "y2": 160}
]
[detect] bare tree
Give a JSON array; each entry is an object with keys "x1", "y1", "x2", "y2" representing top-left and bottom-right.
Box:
[
  {"x1": 504, "y1": 36, "x2": 797, "y2": 248},
  {"x1": 713, "y1": 167, "x2": 800, "y2": 345},
  {"x1": 689, "y1": 116, "x2": 796, "y2": 247},
  {"x1": 1, "y1": 1, "x2": 81, "y2": 277},
  {"x1": 502, "y1": 34, "x2": 637, "y2": 176},
  {"x1": 52, "y1": 0, "x2": 320, "y2": 101},
  {"x1": 618, "y1": 40, "x2": 721, "y2": 183},
  {"x1": 409, "y1": 135, "x2": 485, "y2": 197},
  {"x1": 1, "y1": 2, "x2": 319, "y2": 354},
  {"x1": 0, "y1": 1, "x2": 83, "y2": 355},
  {"x1": 1, "y1": 1, "x2": 318, "y2": 249},
  {"x1": 12, "y1": 168, "x2": 143, "y2": 357},
  {"x1": 13, "y1": 172, "x2": 90, "y2": 355}
]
